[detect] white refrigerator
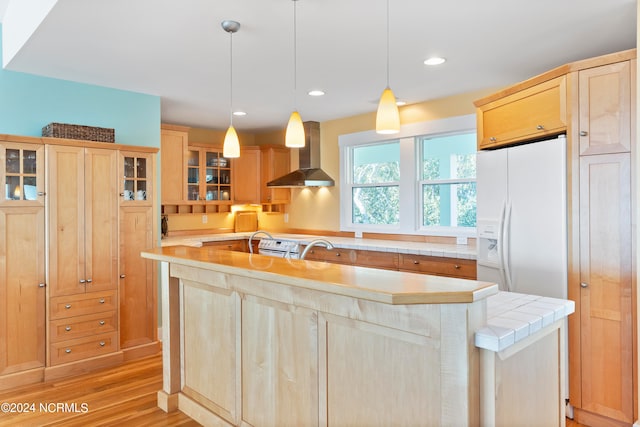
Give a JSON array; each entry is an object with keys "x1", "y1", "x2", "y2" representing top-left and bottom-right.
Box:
[{"x1": 476, "y1": 136, "x2": 567, "y2": 299}]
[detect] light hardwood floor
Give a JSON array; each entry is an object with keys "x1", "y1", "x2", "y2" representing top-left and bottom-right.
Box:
[
  {"x1": 0, "y1": 352, "x2": 587, "y2": 426},
  {"x1": 0, "y1": 353, "x2": 199, "y2": 426}
]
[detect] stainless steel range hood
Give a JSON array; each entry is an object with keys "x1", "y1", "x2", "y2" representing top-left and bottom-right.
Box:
[{"x1": 267, "y1": 121, "x2": 335, "y2": 187}]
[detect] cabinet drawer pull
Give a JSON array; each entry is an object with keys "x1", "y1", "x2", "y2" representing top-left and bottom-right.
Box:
[
  {"x1": 536, "y1": 124, "x2": 545, "y2": 130},
  {"x1": 99, "y1": 341, "x2": 106, "y2": 347},
  {"x1": 99, "y1": 298, "x2": 105, "y2": 304},
  {"x1": 580, "y1": 131, "x2": 588, "y2": 137},
  {"x1": 65, "y1": 304, "x2": 72, "y2": 309},
  {"x1": 413, "y1": 260, "x2": 420, "y2": 265},
  {"x1": 99, "y1": 320, "x2": 106, "y2": 326},
  {"x1": 38, "y1": 283, "x2": 46, "y2": 288},
  {"x1": 489, "y1": 137, "x2": 497, "y2": 142},
  {"x1": 79, "y1": 279, "x2": 86, "y2": 284},
  {"x1": 120, "y1": 274, "x2": 126, "y2": 279},
  {"x1": 65, "y1": 349, "x2": 71, "y2": 354},
  {"x1": 37, "y1": 191, "x2": 46, "y2": 196},
  {"x1": 65, "y1": 326, "x2": 71, "y2": 331},
  {"x1": 580, "y1": 282, "x2": 589, "y2": 288},
  {"x1": 86, "y1": 279, "x2": 92, "y2": 283},
  {"x1": 454, "y1": 264, "x2": 461, "y2": 269},
  {"x1": 335, "y1": 252, "x2": 341, "y2": 257}
]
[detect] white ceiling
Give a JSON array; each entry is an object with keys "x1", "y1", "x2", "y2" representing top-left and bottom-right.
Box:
[{"x1": 1, "y1": 0, "x2": 636, "y2": 132}]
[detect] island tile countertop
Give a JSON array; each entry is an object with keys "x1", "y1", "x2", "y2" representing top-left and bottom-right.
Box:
[
  {"x1": 475, "y1": 291, "x2": 575, "y2": 352},
  {"x1": 160, "y1": 232, "x2": 477, "y2": 259},
  {"x1": 142, "y1": 245, "x2": 495, "y2": 305}
]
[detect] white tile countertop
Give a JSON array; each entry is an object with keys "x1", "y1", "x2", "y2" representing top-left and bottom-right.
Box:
[
  {"x1": 475, "y1": 291, "x2": 575, "y2": 352},
  {"x1": 160, "y1": 232, "x2": 477, "y2": 259}
]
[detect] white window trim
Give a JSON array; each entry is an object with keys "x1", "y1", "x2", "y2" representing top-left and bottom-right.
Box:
[{"x1": 339, "y1": 114, "x2": 476, "y2": 237}]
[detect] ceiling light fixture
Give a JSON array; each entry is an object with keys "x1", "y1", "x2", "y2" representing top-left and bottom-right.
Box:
[
  {"x1": 376, "y1": 0, "x2": 400, "y2": 134},
  {"x1": 222, "y1": 20, "x2": 241, "y2": 158},
  {"x1": 308, "y1": 90, "x2": 325, "y2": 97},
  {"x1": 424, "y1": 57, "x2": 446, "y2": 66},
  {"x1": 285, "y1": 0, "x2": 305, "y2": 148}
]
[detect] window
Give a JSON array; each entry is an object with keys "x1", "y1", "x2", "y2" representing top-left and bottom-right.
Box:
[
  {"x1": 339, "y1": 114, "x2": 476, "y2": 237},
  {"x1": 351, "y1": 142, "x2": 400, "y2": 225},
  {"x1": 420, "y1": 133, "x2": 477, "y2": 229}
]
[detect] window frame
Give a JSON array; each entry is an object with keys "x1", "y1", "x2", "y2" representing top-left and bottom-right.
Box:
[{"x1": 339, "y1": 114, "x2": 476, "y2": 237}]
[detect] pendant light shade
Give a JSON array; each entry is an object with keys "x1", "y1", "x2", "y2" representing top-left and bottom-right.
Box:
[
  {"x1": 222, "y1": 20, "x2": 241, "y2": 158},
  {"x1": 285, "y1": 111, "x2": 305, "y2": 148},
  {"x1": 376, "y1": 87, "x2": 400, "y2": 134},
  {"x1": 223, "y1": 125, "x2": 240, "y2": 158},
  {"x1": 376, "y1": 0, "x2": 400, "y2": 135},
  {"x1": 285, "y1": 0, "x2": 305, "y2": 148}
]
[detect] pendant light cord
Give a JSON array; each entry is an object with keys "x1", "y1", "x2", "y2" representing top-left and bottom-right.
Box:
[
  {"x1": 385, "y1": 0, "x2": 390, "y2": 88},
  {"x1": 229, "y1": 30, "x2": 234, "y2": 126},
  {"x1": 292, "y1": 0, "x2": 298, "y2": 109}
]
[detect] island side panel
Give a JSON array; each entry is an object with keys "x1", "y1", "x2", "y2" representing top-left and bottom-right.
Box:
[
  {"x1": 181, "y1": 278, "x2": 238, "y2": 424},
  {"x1": 324, "y1": 309, "x2": 442, "y2": 426},
  {"x1": 241, "y1": 294, "x2": 319, "y2": 426}
]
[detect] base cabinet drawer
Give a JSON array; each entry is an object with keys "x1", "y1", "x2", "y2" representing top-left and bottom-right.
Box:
[
  {"x1": 399, "y1": 254, "x2": 477, "y2": 279},
  {"x1": 302, "y1": 246, "x2": 355, "y2": 265},
  {"x1": 50, "y1": 291, "x2": 117, "y2": 320},
  {"x1": 49, "y1": 311, "x2": 117, "y2": 343},
  {"x1": 50, "y1": 332, "x2": 118, "y2": 366}
]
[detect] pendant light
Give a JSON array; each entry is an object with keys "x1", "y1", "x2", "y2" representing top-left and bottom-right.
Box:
[
  {"x1": 285, "y1": 0, "x2": 305, "y2": 148},
  {"x1": 375, "y1": 0, "x2": 400, "y2": 134},
  {"x1": 222, "y1": 20, "x2": 241, "y2": 158}
]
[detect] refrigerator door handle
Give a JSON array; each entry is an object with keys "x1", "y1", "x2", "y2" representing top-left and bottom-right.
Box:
[
  {"x1": 497, "y1": 201, "x2": 508, "y2": 290},
  {"x1": 503, "y1": 202, "x2": 514, "y2": 292}
]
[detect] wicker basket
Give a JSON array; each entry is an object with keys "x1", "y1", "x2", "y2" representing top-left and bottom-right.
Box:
[{"x1": 42, "y1": 122, "x2": 115, "y2": 143}]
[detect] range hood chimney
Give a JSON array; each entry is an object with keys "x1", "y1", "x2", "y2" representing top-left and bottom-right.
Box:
[{"x1": 267, "y1": 121, "x2": 335, "y2": 187}]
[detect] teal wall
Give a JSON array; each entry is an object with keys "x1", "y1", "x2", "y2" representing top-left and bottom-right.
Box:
[{"x1": 0, "y1": 24, "x2": 160, "y2": 147}]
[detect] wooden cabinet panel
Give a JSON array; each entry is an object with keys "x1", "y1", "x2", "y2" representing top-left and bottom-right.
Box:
[
  {"x1": 354, "y1": 249, "x2": 399, "y2": 270},
  {"x1": 50, "y1": 291, "x2": 118, "y2": 320},
  {"x1": 49, "y1": 311, "x2": 117, "y2": 343},
  {"x1": 161, "y1": 125, "x2": 188, "y2": 203},
  {"x1": 578, "y1": 61, "x2": 633, "y2": 155},
  {"x1": 302, "y1": 245, "x2": 356, "y2": 265},
  {"x1": 49, "y1": 332, "x2": 118, "y2": 366},
  {"x1": 47, "y1": 146, "x2": 118, "y2": 297},
  {"x1": 261, "y1": 146, "x2": 290, "y2": 204},
  {"x1": 233, "y1": 146, "x2": 261, "y2": 204},
  {"x1": 477, "y1": 76, "x2": 567, "y2": 149},
  {"x1": 202, "y1": 239, "x2": 246, "y2": 252},
  {"x1": 119, "y1": 205, "x2": 156, "y2": 349},
  {"x1": 0, "y1": 206, "x2": 45, "y2": 375},
  {"x1": 578, "y1": 153, "x2": 633, "y2": 423},
  {"x1": 399, "y1": 254, "x2": 477, "y2": 279}
]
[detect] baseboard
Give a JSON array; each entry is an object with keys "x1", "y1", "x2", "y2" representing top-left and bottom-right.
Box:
[
  {"x1": 44, "y1": 352, "x2": 124, "y2": 382},
  {"x1": 122, "y1": 341, "x2": 161, "y2": 361},
  {"x1": 0, "y1": 367, "x2": 44, "y2": 391}
]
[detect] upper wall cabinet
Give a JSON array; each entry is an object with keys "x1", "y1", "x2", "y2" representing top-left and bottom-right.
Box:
[
  {"x1": 475, "y1": 76, "x2": 568, "y2": 149},
  {"x1": 578, "y1": 61, "x2": 633, "y2": 156},
  {"x1": 160, "y1": 124, "x2": 188, "y2": 203},
  {"x1": 0, "y1": 141, "x2": 45, "y2": 205},
  {"x1": 234, "y1": 145, "x2": 290, "y2": 206}
]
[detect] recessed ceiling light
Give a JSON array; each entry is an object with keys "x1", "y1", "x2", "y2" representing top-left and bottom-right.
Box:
[
  {"x1": 424, "y1": 57, "x2": 446, "y2": 66},
  {"x1": 396, "y1": 100, "x2": 407, "y2": 106},
  {"x1": 308, "y1": 90, "x2": 325, "y2": 96},
  {"x1": 233, "y1": 111, "x2": 246, "y2": 116}
]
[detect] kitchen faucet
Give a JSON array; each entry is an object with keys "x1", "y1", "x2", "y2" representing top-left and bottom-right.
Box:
[
  {"x1": 300, "y1": 238, "x2": 334, "y2": 260},
  {"x1": 248, "y1": 230, "x2": 273, "y2": 254}
]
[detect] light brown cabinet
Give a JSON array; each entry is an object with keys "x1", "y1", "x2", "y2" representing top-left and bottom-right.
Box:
[
  {"x1": 569, "y1": 58, "x2": 636, "y2": 426},
  {"x1": 160, "y1": 124, "x2": 188, "y2": 203},
  {"x1": 475, "y1": 75, "x2": 567, "y2": 149},
  {"x1": 47, "y1": 145, "x2": 119, "y2": 365},
  {"x1": 186, "y1": 145, "x2": 232, "y2": 203},
  {"x1": 0, "y1": 141, "x2": 46, "y2": 385},
  {"x1": 234, "y1": 145, "x2": 291, "y2": 205},
  {"x1": 118, "y1": 150, "x2": 158, "y2": 352},
  {"x1": 202, "y1": 239, "x2": 246, "y2": 252},
  {"x1": 398, "y1": 254, "x2": 477, "y2": 279}
]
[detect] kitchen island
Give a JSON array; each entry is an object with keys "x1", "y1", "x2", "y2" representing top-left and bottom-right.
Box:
[{"x1": 142, "y1": 245, "x2": 572, "y2": 426}]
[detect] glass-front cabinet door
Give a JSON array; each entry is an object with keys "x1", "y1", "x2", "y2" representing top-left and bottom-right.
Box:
[
  {"x1": 1, "y1": 142, "x2": 44, "y2": 205},
  {"x1": 120, "y1": 151, "x2": 153, "y2": 205},
  {"x1": 186, "y1": 146, "x2": 232, "y2": 202}
]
